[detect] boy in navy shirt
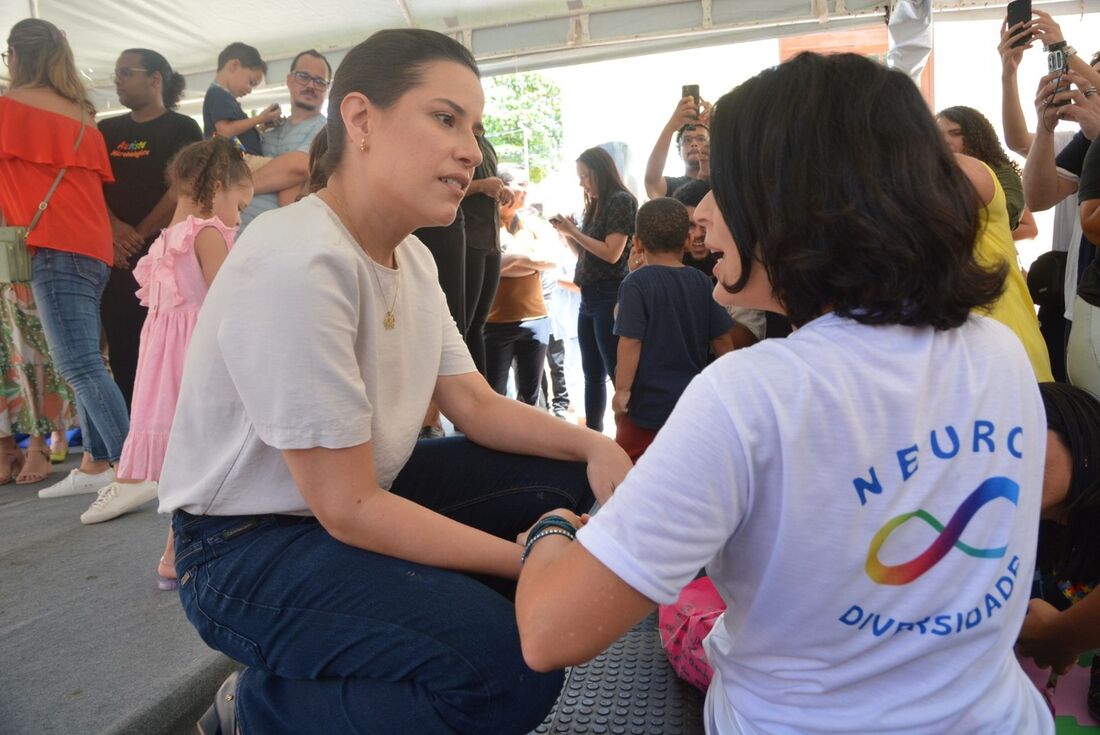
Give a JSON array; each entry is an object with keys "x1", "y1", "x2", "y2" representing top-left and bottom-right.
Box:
[
  {"x1": 613, "y1": 197, "x2": 738, "y2": 459},
  {"x1": 203, "y1": 42, "x2": 281, "y2": 157}
]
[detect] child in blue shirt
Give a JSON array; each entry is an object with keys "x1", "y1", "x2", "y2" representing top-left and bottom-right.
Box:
[
  {"x1": 202, "y1": 42, "x2": 281, "y2": 158},
  {"x1": 612, "y1": 197, "x2": 738, "y2": 459}
]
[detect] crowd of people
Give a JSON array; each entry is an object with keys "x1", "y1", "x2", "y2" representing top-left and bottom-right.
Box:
[{"x1": 2, "y1": 9, "x2": 1100, "y2": 735}]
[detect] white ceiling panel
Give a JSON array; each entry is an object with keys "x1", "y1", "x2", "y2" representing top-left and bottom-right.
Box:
[{"x1": 1, "y1": 0, "x2": 1091, "y2": 116}]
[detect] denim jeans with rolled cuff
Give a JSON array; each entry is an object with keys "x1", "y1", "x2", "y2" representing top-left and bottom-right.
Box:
[
  {"x1": 31, "y1": 248, "x2": 129, "y2": 461},
  {"x1": 173, "y1": 436, "x2": 593, "y2": 734}
]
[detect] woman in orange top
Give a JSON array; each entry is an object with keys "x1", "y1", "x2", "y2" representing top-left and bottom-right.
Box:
[{"x1": 1, "y1": 19, "x2": 130, "y2": 501}]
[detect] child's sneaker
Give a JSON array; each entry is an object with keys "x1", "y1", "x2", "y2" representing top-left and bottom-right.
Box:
[
  {"x1": 38, "y1": 467, "x2": 116, "y2": 498},
  {"x1": 79, "y1": 481, "x2": 158, "y2": 525}
]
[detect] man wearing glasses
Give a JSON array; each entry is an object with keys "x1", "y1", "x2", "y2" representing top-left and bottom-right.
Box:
[{"x1": 240, "y1": 49, "x2": 331, "y2": 230}]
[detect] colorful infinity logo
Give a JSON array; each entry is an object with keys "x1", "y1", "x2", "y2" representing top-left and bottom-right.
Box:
[{"x1": 865, "y1": 477, "x2": 1019, "y2": 586}]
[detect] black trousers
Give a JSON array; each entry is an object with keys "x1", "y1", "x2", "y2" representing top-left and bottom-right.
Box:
[
  {"x1": 464, "y1": 248, "x2": 502, "y2": 376},
  {"x1": 484, "y1": 318, "x2": 550, "y2": 405},
  {"x1": 99, "y1": 262, "x2": 148, "y2": 411},
  {"x1": 541, "y1": 332, "x2": 570, "y2": 412},
  {"x1": 414, "y1": 213, "x2": 467, "y2": 333}
]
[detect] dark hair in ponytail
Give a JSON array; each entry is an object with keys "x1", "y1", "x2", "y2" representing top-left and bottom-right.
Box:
[
  {"x1": 168, "y1": 138, "x2": 252, "y2": 215},
  {"x1": 307, "y1": 127, "x2": 330, "y2": 194},
  {"x1": 324, "y1": 29, "x2": 478, "y2": 176},
  {"x1": 122, "y1": 48, "x2": 185, "y2": 109}
]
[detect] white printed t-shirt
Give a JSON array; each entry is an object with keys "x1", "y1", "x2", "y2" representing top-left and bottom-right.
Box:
[
  {"x1": 578, "y1": 313, "x2": 1052, "y2": 735},
  {"x1": 158, "y1": 194, "x2": 475, "y2": 516}
]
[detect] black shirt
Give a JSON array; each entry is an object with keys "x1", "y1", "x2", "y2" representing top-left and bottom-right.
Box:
[
  {"x1": 99, "y1": 111, "x2": 202, "y2": 238},
  {"x1": 461, "y1": 137, "x2": 500, "y2": 252},
  {"x1": 573, "y1": 190, "x2": 637, "y2": 287},
  {"x1": 1075, "y1": 134, "x2": 1100, "y2": 307},
  {"x1": 664, "y1": 175, "x2": 692, "y2": 197},
  {"x1": 203, "y1": 84, "x2": 262, "y2": 155},
  {"x1": 682, "y1": 251, "x2": 718, "y2": 280}
]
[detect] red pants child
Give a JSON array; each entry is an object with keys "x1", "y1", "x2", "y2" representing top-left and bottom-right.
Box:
[{"x1": 614, "y1": 413, "x2": 658, "y2": 462}]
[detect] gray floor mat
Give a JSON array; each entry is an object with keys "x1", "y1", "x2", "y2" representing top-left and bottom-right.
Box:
[{"x1": 533, "y1": 612, "x2": 706, "y2": 735}]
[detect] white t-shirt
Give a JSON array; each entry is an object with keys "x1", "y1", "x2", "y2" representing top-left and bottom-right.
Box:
[
  {"x1": 578, "y1": 313, "x2": 1051, "y2": 735},
  {"x1": 158, "y1": 195, "x2": 475, "y2": 516},
  {"x1": 1053, "y1": 129, "x2": 1082, "y2": 321}
]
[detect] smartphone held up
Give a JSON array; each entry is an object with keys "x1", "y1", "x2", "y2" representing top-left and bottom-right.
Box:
[{"x1": 1005, "y1": 0, "x2": 1032, "y2": 48}]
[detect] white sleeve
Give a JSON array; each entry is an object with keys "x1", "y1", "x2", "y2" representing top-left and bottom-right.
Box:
[
  {"x1": 577, "y1": 369, "x2": 750, "y2": 603},
  {"x1": 218, "y1": 246, "x2": 373, "y2": 450}
]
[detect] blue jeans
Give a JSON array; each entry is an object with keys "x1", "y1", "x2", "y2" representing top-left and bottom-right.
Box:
[
  {"x1": 32, "y1": 249, "x2": 129, "y2": 462},
  {"x1": 173, "y1": 437, "x2": 593, "y2": 734},
  {"x1": 578, "y1": 280, "x2": 621, "y2": 432}
]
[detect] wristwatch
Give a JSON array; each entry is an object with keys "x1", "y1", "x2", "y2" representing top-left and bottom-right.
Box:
[{"x1": 1047, "y1": 40, "x2": 1067, "y2": 51}]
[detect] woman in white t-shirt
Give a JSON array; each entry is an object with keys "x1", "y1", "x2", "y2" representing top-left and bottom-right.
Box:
[
  {"x1": 158, "y1": 29, "x2": 631, "y2": 735},
  {"x1": 515, "y1": 53, "x2": 1054, "y2": 734}
]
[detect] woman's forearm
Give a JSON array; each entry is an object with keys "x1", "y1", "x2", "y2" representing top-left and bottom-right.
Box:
[
  {"x1": 285, "y1": 443, "x2": 522, "y2": 579},
  {"x1": 1056, "y1": 587, "x2": 1100, "y2": 652},
  {"x1": 571, "y1": 229, "x2": 628, "y2": 264}
]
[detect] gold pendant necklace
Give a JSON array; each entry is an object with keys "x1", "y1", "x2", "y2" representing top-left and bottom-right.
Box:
[
  {"x1": 326, "y1": 188, "x2": 399, "y2": 330},
  {"x1": 368, "y1": 259, "x2": 399, "y2": 330}
]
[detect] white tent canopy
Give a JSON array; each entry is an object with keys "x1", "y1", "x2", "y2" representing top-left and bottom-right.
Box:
[{"x1": 1, "y1": 0, "x2": 1089, "y2": 116}]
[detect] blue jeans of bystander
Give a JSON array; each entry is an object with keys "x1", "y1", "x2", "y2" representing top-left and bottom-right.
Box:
[
  {"x1": 31, "y1": 248, "x2": 129, "y2": 462},
  {"x1": 578, "y1": 280, "x2": 621, "y2": 432}
]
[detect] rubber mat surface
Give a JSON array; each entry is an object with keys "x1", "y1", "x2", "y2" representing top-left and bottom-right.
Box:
[{"x1": 533, "y1": 612, "x2": 706, "y2": 735}]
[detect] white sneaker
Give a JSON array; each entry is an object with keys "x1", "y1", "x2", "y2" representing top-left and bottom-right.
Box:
[
  {"x1": 38, "y1": 467, "x2": 117, "y2": 499},
  {"x1": 80, "y1": 480, "x2": 158, "y2": 525}
]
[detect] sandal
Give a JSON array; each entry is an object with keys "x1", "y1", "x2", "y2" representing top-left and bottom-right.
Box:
[
  {"x1": 157, "y1": 555, "x2": 179, "y2": 591},
  {"x1": 0, "y1": 450, "x2": 23, "y2": 484},
  {"x1": 49, "y1": 438, "x2": 69, "y2": 464},
  {"x1": 16, "y1": 448, "x2": 52, "y2": 485}
]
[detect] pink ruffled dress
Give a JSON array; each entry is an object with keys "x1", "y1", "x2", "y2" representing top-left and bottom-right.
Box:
[{"x1": 116, "y1": 216, "x2": 236, "y2": 481}]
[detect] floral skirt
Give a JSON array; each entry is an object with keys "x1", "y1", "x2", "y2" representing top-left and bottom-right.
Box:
[{"x1": 0, "y1": 283, "x2": 76, "y2": 437}]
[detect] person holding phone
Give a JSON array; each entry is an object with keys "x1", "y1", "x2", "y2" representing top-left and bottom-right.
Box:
[{"x1": 644, "y1": 88, "x2": 711, "y2": 199}]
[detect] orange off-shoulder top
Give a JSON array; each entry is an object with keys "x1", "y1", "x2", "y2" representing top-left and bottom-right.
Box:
[{"x1": 0, "y1": 97, "x2": 114, "y2": 264}]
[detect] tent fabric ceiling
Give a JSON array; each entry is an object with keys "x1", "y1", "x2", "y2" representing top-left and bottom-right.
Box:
[{"x1": 0, "y1": 0, "x2": 1086, "y2": 114}]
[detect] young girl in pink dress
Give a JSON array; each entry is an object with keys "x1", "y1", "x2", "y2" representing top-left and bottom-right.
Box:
[{"x1": 79, "y1": 137, "x2": 253, "y2": 586}]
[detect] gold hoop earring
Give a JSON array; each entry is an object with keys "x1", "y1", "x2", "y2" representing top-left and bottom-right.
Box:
[{"x1": 359, "y1": 138, "x2": 367, "y2": 153}]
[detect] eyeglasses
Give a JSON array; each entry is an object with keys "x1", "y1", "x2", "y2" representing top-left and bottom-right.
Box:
[
  {"x1": 1, "y1": 51, "x2": 9, "y2": 66},
  {"x1": 290, "y1": 70, "x2": 329, "y2": 90},
  {"x1": 113, "y1": 67, "x2": 149, "y2": 81}
]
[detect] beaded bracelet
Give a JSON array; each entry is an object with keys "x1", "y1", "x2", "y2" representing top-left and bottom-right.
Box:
[
  {"x1": 521, "y1": 526, "x2": 576, "y2": 563},
  {"x1": 528, "y1": 515, "x2": 578, "y2": 538}
]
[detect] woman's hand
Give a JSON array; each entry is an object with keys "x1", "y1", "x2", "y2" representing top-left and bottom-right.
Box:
[
  {"x1": 549, "y1": 214, "x2": 578, "y2": 236},
  {"x1": 516, "y1": 508, "x2": 588, "y2": 546},
  {"x1": 584, "y1": 436, "x2": 633, "y2": 505},
  {"x1": 1035, "y1": 70, "x2": 1100, "y2": 139},
  {"x1": 1029, "y1": 9, "x2": 1065, "y2": 48},
  {"x1": 998, "y1": 19, "x2": 1034, "y2": 76},
  {"x1": 1017, "y1": 598, "x2": 1077, "y2": 674}
]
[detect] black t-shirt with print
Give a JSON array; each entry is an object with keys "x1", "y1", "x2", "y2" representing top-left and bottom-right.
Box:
[
  {"x1": 99, "y1": 111, "x2": 202, "y2": 235},
  {"x1": 574, "y1": 189, "x2": 637, "y2": 287}
]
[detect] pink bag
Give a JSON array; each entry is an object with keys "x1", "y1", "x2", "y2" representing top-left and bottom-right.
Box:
[{"x1": 659, "y1": 576, "x2": 726, "y2": 692}]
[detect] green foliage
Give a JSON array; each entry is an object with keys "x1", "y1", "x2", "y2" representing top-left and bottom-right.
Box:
[{"x1": 482, "y1": 72, "x2": 562, "y2": 183}]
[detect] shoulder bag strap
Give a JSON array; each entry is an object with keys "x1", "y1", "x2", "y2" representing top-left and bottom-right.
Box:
[{"x1": 24, "y1": 108, "x2": 88, "y2": 234}]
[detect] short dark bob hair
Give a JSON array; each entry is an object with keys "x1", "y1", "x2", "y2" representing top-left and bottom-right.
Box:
[
  {"x1": 709, "y1": 52, "x2": 1004, "y2": 329},
  {"x1": 324, "y1": 29, "x2": 478, "y2": 175}
]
